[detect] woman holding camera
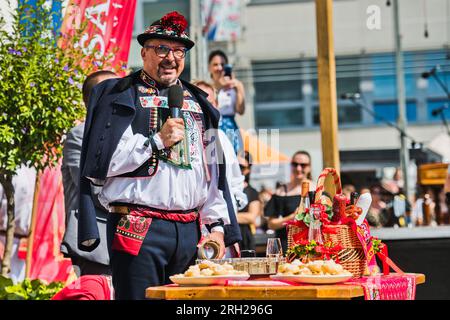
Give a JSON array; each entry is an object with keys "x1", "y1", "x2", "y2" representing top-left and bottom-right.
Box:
[{"x1": 208, "y1": 50, "x2": 245, "y2": 154}]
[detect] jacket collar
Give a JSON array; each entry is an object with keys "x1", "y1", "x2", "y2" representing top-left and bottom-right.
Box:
[
  {"x1": 109, "y1": 70, "x2": 220, "y2": 127},
  {"x1": 111, "y1": 71, "x2": 140, "y2": 109}
]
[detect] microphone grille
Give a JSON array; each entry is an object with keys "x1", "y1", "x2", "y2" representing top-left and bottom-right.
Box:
[{"x1": 168, "y1": 85, "x2": 184, "y2": 108}]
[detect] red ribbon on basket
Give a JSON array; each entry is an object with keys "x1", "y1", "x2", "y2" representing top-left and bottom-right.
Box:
[
  {"x1": 315, "y1": 168, "x2": 342, "y2": 203},
  {"x1": 376, "y1": 243, "x2": 404, "y2": 275}
]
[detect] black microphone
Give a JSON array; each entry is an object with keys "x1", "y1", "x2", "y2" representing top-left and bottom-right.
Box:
[
  {"x1": 168, "y1": 85, "x2": 184, "y2": 118},
  {"x1": 340, "y1": 93, "x2": 361, "y2": 100},
  {"x1": 431, "y1": 105, "x2": 448, "y2": 117},
  {"x1": 421, "y1": 66, "x2": 437, "y2": 79}
]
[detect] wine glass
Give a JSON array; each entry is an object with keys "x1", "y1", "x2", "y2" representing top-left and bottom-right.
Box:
[{"x1": 266, "y1": 238, "x2": 283, "y2": 259}]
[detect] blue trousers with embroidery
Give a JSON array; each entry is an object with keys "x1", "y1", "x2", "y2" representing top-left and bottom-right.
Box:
[{"x1": 107, "y1": 214, "x2": 200, "y2": 300}]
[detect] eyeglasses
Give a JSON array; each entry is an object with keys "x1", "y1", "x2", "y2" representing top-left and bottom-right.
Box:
[
  {"x1": 144, "y1": 45, "x2": 187, "y2": 59},
  {"x1": 291, "y1": 162, "x2": 310, "y2": 168}
]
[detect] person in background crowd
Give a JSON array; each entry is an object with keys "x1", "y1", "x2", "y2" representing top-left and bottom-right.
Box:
[
  {"x1": 365, "y1": 186, "x2": 388, "y2": 228},
  {"x1": 412, "y1": 190, "x2": 425, "y2": 226},
  {"x1": 392, "y1": 188, "x2": 412, "y2": 227},
  {"x1": 422, "y1": 189, "x2": 437, "y2": 226},
  {"x1": 208, "y1": 49, "x2": 245, "y2": 154},
  {"x1": 264, "y1": 150, "x2": 315, "y2": 252},
  {"x1": 342, "y1": 184, "x2": 356, "y2": 199},
  {"x1": 61, "y1": 70, "x2": 118, "y2": 277},
  {"x1": 191, "y1": 79, "x2": 247, "y2": 257},
  {"x1": 256, "y1": 186, "x2": 272, "y2": 234},
  {"x1": 438, "y1": 188, "x2": 449, "y2": 224},
  {"x1": 236, "y1": 151, "x2": 261, "y2": 251},
  {"x1": 77, "y1": 11, "x2": 240, "y2": 300},
  {"x1": 445, "y1": 164, "x2": 450, "y2": 207},
  {"x1": 0, "y1": 165, "x2": 36, "y2": 283}
]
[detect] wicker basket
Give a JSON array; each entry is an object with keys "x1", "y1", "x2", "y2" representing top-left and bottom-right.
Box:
[{"x1": 287, "y1": 168, "x2": 367, "y2": 278}]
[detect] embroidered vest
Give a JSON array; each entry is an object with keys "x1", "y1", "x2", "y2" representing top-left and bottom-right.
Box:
[{"x1": 118, "y1": 72, "x2": 206, "y2": 178}]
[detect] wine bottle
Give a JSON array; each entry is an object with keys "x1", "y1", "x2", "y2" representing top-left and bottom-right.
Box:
[
  {"x1": 308, "y1": 191, "x2": 316, "y2": 206},
  {"x1": 332, "y1": 194, "x2": 347, "y2": 222},
  {"x1": 350, "y1": 192, "x2": 359, "y2": 205},
  {"x1": 295, "y1": 181, "x2": 310, "y2": 220},
  {"x1": 301, "y1": 181, "x2": 310, "y2": 210},
  {"x1": 308, "y1": 204, "x2": 324, "y2": 244}
]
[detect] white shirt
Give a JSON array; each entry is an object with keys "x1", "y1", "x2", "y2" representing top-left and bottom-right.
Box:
[
  {"x1": 218, "y1": 130, "x2": 247, "y2": 213},
  {"x1": 98, "y1": 125, "x2": 230, "y2": 227},
  {"x1": 218, "y1": 88, "x2": 237, "y2": 116}
]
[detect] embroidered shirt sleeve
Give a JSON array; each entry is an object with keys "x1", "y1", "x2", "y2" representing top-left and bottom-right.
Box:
[
  {"x1": 107, "y1": 126, "x2": 154, "y2": 177},
  {"x1": 199, "y1": 162, "x2": 231, "y2": 226}
]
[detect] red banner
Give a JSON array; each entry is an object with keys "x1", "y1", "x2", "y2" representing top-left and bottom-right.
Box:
[
  {"x1": 60, "y1": 0, "x2": 137, "y2": 74},
  {"x1": 28, "y1": 165, "x2": 74, "y2": 283},
  {"x1": 28, "y1": 0, "x2": 136, "y2": 284}
]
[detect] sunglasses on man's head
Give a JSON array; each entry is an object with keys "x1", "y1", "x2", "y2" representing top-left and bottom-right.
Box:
[{"x1": 291, "y1": 162, "x2": 310, "y2": 168}]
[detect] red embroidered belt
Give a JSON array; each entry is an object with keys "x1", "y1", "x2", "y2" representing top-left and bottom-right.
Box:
[{"x1": 111, "y1": 205, "x2": 199, "y2": 256}]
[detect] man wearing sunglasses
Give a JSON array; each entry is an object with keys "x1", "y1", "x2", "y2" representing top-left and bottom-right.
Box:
[{"x1": 77, "y1": 12, "x2": 241, "y2": 299}]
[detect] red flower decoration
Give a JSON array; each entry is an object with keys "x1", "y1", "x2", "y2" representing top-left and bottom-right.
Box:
[{"x1": 160, "y1": 11, "x2": 188, "y2": 34}]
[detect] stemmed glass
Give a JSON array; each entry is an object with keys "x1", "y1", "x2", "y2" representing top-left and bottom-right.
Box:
[{"x1": 266, "y1": 237, "x2": 283, "y2": 261}]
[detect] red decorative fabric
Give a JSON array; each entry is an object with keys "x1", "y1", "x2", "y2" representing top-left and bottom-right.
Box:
[
  {"x1": 111, "y1": 206, "x2": 198, "y2": 256},
  {"x1": 51, "y1": 275, "x2": 113, "y2": 300},
  {"x1": 346, "y1": 274, "x2": 416, "y2": 300},
  {"x1": 376, "y1": 246, "x2": 404, "y2": 275}
]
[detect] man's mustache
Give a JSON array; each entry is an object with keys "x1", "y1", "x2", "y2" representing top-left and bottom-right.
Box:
[{"x1": 159, "y1": 61, "x2": 177, "y2": 68}]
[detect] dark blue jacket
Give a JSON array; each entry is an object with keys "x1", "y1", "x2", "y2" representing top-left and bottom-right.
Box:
[{"x1": 77, "y1": 70, "x2": 241, "y2": 251}]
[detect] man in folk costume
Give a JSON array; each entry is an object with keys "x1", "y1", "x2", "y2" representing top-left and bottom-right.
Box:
[{"x1": 77, "y1": 12, "x2": 241, "y2": 299}]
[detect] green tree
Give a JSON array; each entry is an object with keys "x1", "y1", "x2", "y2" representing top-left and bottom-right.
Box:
[{"x1": 0, "y1": 0, "x2": 115, "y2": 276}]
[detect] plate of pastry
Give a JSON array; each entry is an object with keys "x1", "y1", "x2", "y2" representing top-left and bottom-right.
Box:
[
  {"x1": 170, "y1": 260, "x2": 250, "y2": 286},
  {"x1": 270, "y1": 259, "x2": 352, "y2": 284},
  {"x1": 170, "y1": 274, "x2": 250, "y2": 286},
  {"x1": 270, "y1": 273, "x2": 352, "y2": 284}
]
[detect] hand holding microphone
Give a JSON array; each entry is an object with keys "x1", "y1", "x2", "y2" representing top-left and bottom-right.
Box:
[
  {"x1": 168, "y1": 84, "x2": 184, "y2": 118},
  {"x1": 158, "y1": 85, "x2": 185, "y2": 148}
]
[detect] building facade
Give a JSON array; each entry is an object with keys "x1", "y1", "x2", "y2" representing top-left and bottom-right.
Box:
[{"x1": 128, "y1": 0, "x2": 450, "y2": 191}]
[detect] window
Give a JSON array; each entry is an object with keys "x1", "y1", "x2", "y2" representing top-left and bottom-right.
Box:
[
  {"x1": 253, "y1": 60, "x2": 305, "y2": 128},
  {"x1": 254, "y1": 80, "x2": 303, "y2": 103},
  {"x1": 251, "y1": 49, "x2": 449, "y2": 129},
  {"x1": 427, "y1": 100, "x2": 450, "y2": 121},
  {"x1": 373, "y1": 74, "x2": 418, "y2": 99},
  {"x1": 313, "y1": 105, "x2": 362, "y2": 125},
  {"x1": 336, "y1": 77, "x2": 360, "y2": 98},
  {"x1": 255, "y1": 105, "x2": 304, "y2": 128},
  {"x1": 373, "y1": 102, "x2": 418, "y2": 123},
  {"x1": 425, "y1": 73, "x2": 450, "y2": 98}
]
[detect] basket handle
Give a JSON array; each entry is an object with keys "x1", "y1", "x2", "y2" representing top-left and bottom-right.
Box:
[{"x1": 315, "y1": 167, "x2": 342, "y2": 203}]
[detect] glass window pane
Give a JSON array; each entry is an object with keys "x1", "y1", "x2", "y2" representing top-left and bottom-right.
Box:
[
  {"x1": 338, "y1": 105, "x2": 362, "y2": 124},
  {"x1": 425, "y1": 73, "x2": 450, "y2": 98},
  {"x1": 373, "y1": 102, "x2": 417, "y2": 123},
  {"x1": 313, "y1": 106, "x2": 320, "y2": 125},
  {"x1": 373, "y1": 75, "x2": 396, "y2": 100},
  {"x1": 336, "y1": 77, "x2": 360, "y2": 97},
  {"x1": 427, "y1": 100, "x2": 450, "y2": 121},
  {"x1": 312, "y1": 105, "x2": 362, "y2": 125},
  {"x1": 255, "y1": 107, "x2": 304, "y2": 128},
  {"x1": 254, "y1": 80, "x2": 303, "y2": 102}
]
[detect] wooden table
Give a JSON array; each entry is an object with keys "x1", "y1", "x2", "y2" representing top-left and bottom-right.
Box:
[{"x1": 146, "y1": 273, "x2": 425, "y2": 300}]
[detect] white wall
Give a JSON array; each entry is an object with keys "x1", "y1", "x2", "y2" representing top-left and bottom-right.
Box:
[{"x1": 240, "y1": 0, "x2": 449, "y2": 59}]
